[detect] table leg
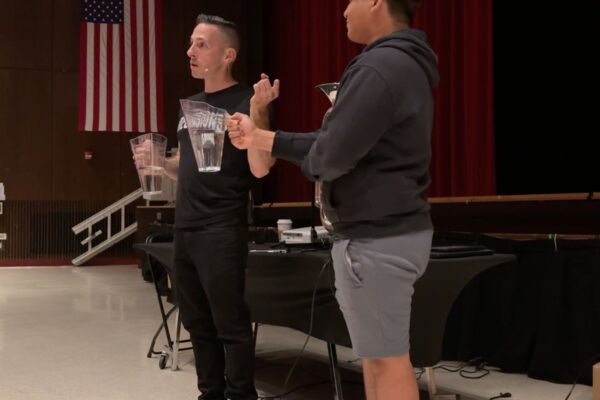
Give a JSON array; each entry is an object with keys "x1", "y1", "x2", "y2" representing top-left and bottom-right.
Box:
[{"x1": 327, "y1": 343, "x2": 344, "y2": 400}]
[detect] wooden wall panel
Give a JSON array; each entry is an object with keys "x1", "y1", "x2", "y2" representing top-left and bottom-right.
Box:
[
  {"x1": 53, "y1": 0, "x2": 80, "y2": 72},
  {"x1": 0, "y1": 0, "x2": 53, "y2": 69},
  {"x1": 162, "y1": 1, "x2": 188, "y2": 76},
  {"x1": 0, "y1": 70, "x2": 53, "y2": 200},
  {"x1": 162, "y1": 0, "x2": 198, "y2": 134},
  {"x1": 162, "y1": 73, "x2": 187, "y2": 140},
  {"x1": 52, "y1": 71, "x2": 124, "y2": 201},
  {"x1": 0, "y1": 72, "x2": 8, "y2": 184}
]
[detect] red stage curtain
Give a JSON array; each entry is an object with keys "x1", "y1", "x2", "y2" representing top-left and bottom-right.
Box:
[
  {"x1": 262, "y1": 0, "x2": 495, "y2": 201},
  {"x1": 414, "y1": 0, "x2": 495, "y2": 196}
]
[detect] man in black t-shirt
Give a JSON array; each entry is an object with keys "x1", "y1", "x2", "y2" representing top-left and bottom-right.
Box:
[{"x1": 162, "y1": 14, "x2": 278, "y2": 400}]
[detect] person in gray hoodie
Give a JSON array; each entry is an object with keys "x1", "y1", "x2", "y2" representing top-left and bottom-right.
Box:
[{"x1": 229, "y1": 0, "x2": 438, "y2": 399}]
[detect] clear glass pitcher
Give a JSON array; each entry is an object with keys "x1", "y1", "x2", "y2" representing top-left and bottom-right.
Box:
[
  {"x1": 314, "y1": 82, "x2": 340, "y2": 233},
  {"x1": 130, "y1": 133, "x2": 167, "y2": 195},
  {"x1": 180, "y1": 99, "x2": 229, "y2": 172}
]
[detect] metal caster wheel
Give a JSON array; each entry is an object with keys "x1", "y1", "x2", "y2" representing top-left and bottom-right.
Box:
[{"x1": 158, "y1": 353, "x2": 168, "y2": 369}]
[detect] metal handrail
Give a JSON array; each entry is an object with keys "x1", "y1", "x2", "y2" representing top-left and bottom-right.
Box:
[
  {"x1": 71, "y1": 188, "x2": 144, "y2": 266},
  {"x1": 72, "y1": 189, "x2": 143, "y2": 234}
]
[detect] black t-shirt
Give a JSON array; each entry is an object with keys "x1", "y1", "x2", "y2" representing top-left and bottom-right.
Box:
[{"x1": 175, "y1": 84, "x2": 254, "y2": 228}]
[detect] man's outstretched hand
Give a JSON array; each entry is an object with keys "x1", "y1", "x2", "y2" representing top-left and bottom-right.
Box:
[{"x1": 251, "y1": 73, "x2": 280, "y2": 109}]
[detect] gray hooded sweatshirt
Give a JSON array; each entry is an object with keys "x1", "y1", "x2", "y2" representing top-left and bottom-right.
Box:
[{"x1": 272, "y1": 29, "x2": 440, "y2": 239}]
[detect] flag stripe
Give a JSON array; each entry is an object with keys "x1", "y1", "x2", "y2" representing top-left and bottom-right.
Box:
[
  {"x1": 148, "y1": 0, "x2": 157, "y2": 132},
  {"x1": 130, "y1": 0, "x2": 139, "y2": 132},
  {"x1": 78, "y1": 22, "x2": 87, "y2": 131},
  {"x1": 106, "y1": 25, "x2": 113, "y2": 131},
  {"x1": 92, "y1": 23, "x2": 100, "y2": 132},
  {"x1": 119, "y1": 21, "x2": 126, "y2": 132},
  {"x1": 79, "y1": 0, "x2": 163, "y2": 133},
  {"x1": 124, "y1": 0, "x2": 133, "y2": 132},
  {"x1": 155, "y1": 0, "x2": 164, "y2": 133},
  {"x1": 136, "y1": 0, "x2": 146, "y2": 132},
  {"x1": 99, "y1": 24, "x2": 107, "y2": 131},
  {"x1": 84, "y1": 23, "x2": 95, "y2": 132},
  {"x1": 111, "y1": 24, "x2": 120, "y2": 131},
  {"x1": 135, "y1": 0, "x2": 147, "y2": 131},
  {"x1": 143, "y1": 0, "x2": 151, "y2": 133}
]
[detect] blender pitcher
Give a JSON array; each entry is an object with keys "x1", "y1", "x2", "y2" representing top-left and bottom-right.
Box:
[
  {"x1": 314, "y1": 82, "x2": 340, "y2": 233},
  {"x1": 180, "y1": 99, "x2": 229, "y2": 172}
]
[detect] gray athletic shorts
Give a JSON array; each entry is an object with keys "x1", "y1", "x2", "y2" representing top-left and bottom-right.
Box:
[{"x1": 331, "y1": 229, "x2": 433, "y2": 358}]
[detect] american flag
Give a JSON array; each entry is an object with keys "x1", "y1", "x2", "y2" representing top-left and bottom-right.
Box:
[{"x1": 79, "y1": 0, "x2": 164, "y2": 133}]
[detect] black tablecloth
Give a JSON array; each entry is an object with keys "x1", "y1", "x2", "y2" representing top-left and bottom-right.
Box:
[
  {"x1": 135, "y1": 242, "x2": 515, "y2": 368},
  {"x1": 438, "y1": 233, "x2": 600, "y2": 386}
]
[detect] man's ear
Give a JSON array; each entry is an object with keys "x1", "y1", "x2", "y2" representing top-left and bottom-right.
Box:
[
  {"x1": 371, "y1": 0, "x2": 385, "y2": 12},
  {"x1": 224, "y1": 48, "x2": 237, "y2": 65}
]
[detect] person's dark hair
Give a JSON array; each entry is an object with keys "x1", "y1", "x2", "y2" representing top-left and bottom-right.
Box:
[
  {"x1": 387, "y1": 0, "x2": 422, "y2": 24},
  {"x1": 195, "y1": 14, "x2": 240, "y2": 51}
]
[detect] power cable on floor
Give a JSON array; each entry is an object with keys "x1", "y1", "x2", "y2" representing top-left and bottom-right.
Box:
[
  {"x1": 433, "y1": 362, "x2": 467, "y2": 373},
  {"x1": 258, "y1": 380, "x2": 329, "y2": 400},
  {"x1": 432, "y1": 359, "x2": 490, "y2": 379},
  {"x1": 564, "y1": 353, "x2": 600, "y2": 400},
  {"x1": 489, "y1": 393, "x2": 512, "y2": 399},
  {"x1": 459, "y1": 363, "x2": 490, "y2": 379},
  {"x1": 282, "y1": 258, "x2": 331, "y2": 388}
]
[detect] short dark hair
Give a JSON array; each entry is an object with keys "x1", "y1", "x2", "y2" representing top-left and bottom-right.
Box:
[
  {"x1": 195, "y1": 14, "x2": 240, "y2": 51},
  {"x1": 387, "y1": 0, "x2": 422, "y2": 24}
]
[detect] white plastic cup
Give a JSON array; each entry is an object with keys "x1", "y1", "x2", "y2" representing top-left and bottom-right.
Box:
[{"x1": 277, "y1": 219, "x2": 293, "y2": 242}]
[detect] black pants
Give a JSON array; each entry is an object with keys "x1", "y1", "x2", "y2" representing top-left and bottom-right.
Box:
[{"x1": 173, "y1": 227, "x2": 257, "y2": 400}]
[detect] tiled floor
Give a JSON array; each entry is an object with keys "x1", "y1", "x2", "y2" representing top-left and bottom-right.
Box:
[{"x1": 0, "y1": 265, "x2": 593, "y2": 400}]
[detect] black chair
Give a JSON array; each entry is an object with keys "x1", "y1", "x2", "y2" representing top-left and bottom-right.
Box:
[{"x1": 140, "y1": 227, "x2": 192, "y2": 370}]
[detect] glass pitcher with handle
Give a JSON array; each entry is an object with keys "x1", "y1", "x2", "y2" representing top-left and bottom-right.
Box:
[{"x1": 314, "y1": 82, "x2": 340, "y2": 233}]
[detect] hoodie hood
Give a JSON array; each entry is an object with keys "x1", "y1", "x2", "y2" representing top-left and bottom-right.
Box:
[{"x1": 362, "y1": 29, "x2": 439, "y2": 89}]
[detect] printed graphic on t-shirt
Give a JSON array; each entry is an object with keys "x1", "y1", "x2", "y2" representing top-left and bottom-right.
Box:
[{"x1": 177, "y1": 116, "x2": 187, "y2": 132}]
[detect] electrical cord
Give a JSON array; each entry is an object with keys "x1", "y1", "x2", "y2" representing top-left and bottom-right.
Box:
[
  {"x1": 433, "y1": 362, "x2": 467, "y2": 373},
  {"x1": 257, "y1": 377, "x2": 364, "y2": 400},
  {"x1": 256, "y1": 359, "x2": 364, "y2": 384},
  {"x1": 459, "y1": 363, "x2": 490, "y2": 379},
  {"x1": 432, "y1": 359, "x2": 491, "y2": 379},
  {"x1": 255, "y1": 360, "x2": 329, "y2": 382},
  {"x1": 258, "y1": 380, "x2": 330, "y2": 400},
  {"x1": 282, "y1": 258, "x2": 332, "y2": 388},
  {"x1": 423, "y1": 359, "x2": 507, "y2": 397},
  {"x1": 489, "y1": 393, "x2": 512, "y2": 399},
  {"x1": 257, "y1": 256, "x2": 361, "y2": 399},
  {"x1": 564, "y1": 353, "x2": 600, "y2": 400}
]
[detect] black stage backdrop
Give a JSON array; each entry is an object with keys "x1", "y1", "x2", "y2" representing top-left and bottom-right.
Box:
[{"x1": 494, "y1": 2, "x2": 600, "y2": 195}]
